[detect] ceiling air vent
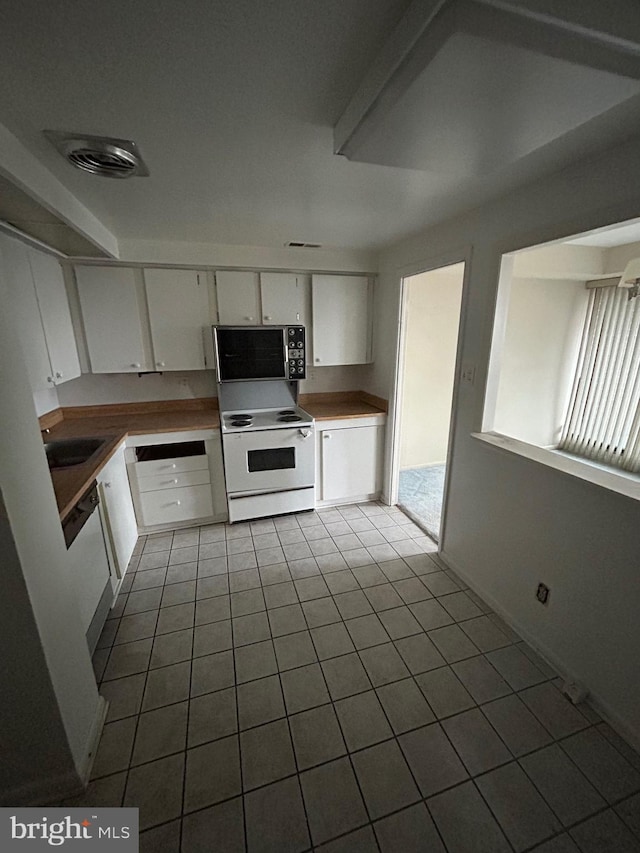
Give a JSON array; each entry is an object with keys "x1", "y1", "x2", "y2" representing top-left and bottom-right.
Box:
[
  {"x1": 44, "y1": 131, "x2": 149, "y2": 178},
  {"x1": 285, "y1": 241, "x2": 322, "y2": 248}
]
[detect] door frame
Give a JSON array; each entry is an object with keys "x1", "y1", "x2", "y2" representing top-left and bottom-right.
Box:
[{"x1": 386, "y1": 246, "x2": 473, "y2": 551}]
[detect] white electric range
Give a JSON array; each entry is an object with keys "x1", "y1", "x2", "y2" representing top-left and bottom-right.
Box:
[{"x1": 218, "y1": 385, "x2": 316, "y2": 523}]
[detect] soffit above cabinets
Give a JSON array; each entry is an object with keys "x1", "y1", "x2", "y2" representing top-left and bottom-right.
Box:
[
  {"x1": 335, "y1": 0, "x2": 640, "y2": 176},
  {"x1": 0, "y1": 173, "x2": 110, "y2": 257}
]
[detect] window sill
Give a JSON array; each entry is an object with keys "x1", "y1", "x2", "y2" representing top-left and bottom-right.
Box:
[{"x1": 471, "y1": 432, "x2": 640, "y2": 501}]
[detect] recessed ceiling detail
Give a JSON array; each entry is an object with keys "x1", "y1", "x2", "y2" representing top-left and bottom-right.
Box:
[
  {"x1": 335, "y1": 0, "x2": 640, "y2": 175},
  {"x1": 44, "y1": 131, "x2": 149, "y2": 179}
]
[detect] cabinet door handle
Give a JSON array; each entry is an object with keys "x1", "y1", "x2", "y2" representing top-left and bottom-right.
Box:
[
  {"x1": 156, "y1": 361, "x2": 166, "y2": 368},
  {"x1": 131, "y1": 363, "x2": 141, "y2": 368},
  {"x1": 104, "y1": 482, "x2": 112, "y2": 488},
  {"x1": 264, "y1": 315, "x2": 272, "y2": 321},
  {"x1": 244, "y1": 316, "x2": 254, "y2": 322},
  {"x1": 315, "y1": 358, "x2": 320, "y2": 362},
  {"x1": 47, "y1": 376, "x2": 54, "y2": 383},
  {"x1": 174, "y1": 500, "x2": 181, "y2": 506},
  {"x1": 55, "y1": 371, "x2": 63, "y2": 379},
  {"x1": 324, "y1": 433, "x2": 331, "y2": 439}
]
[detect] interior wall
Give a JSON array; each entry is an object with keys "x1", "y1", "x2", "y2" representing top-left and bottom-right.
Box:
[
  {"x1": 0, "y1": 265, "x2": 101, "y2": 801},
  {"x1": 400, "y1": 268, "x2": 463, "y2": 467},
  {"x1": 0, "y1": 491, "x2": 77, "y2": 803},
  {"x1": 493, "y1": 277, "x2": 589, "y2": 446},
  {"x1": 374, "y1": 133, "x2": 640, "y2": 747},
  {"x1": 55, "y1": 364, "x2": 368, "y2": 407}
]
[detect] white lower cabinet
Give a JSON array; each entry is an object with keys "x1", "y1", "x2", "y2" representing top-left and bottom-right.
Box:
[
  {"x1": 97, "y1": 443, "x2": 138, "y2": 596},
  {"x1": 126, "y1": 430, "x2": 227, "y2": 531},
  {"x1": 316, "y1": 418, "x2": 385, "y2": 505}
]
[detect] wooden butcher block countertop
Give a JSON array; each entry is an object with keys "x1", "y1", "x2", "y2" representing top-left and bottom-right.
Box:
[
  {"x1": 299, "y1": 391, "x2": 387, "y2": 420},
  {"x1": 40, "y1": 398, "x2": 220, "y2": 521},
  {"x1": 40, "y1": 392, "x2": 386, "y2": 521}
]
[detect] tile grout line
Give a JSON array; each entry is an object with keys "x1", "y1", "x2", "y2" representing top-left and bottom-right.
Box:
[{"x1": 91, "y1": 511, "x2": 640, "y2": 848}]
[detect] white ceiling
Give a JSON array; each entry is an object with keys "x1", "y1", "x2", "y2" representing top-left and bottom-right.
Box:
[{"x1": 1, "y1": 0, "x2": 640, "y2": 252}]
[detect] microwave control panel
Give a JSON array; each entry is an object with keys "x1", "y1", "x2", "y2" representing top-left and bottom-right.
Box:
[{"x1": 286, "y1": 326, "x2": 306, "y2": 379}]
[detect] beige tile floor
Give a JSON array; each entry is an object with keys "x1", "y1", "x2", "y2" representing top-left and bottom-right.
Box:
[{"x1": 70, "y1": 503, "x2": 640, "y2": 852}]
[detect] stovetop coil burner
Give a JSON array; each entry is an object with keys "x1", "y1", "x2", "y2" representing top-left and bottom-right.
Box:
[
  {"x1": 231, "y1": 419, "x2": 252, "y2": 427},
  {"x1": 278, "y1": 415, "x2": 302, "y2": 422},
  {"x1": 278, "y1": 409, "x2": 296, "y2": 415}
]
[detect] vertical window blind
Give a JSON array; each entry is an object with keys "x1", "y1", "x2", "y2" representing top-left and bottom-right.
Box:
[{"x1": 559, "y1": 285, "x2": 640, "y2": 473}]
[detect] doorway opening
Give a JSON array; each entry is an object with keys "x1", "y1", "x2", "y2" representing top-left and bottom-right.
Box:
[{"x1": 395, "y1": 262, "x2": 465, "y2": 542}]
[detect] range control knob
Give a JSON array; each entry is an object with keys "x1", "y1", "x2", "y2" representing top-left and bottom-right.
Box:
[
  {"x1": 297, "y1": 341, "x2": 303, "y2": 348},
  {"x1": 289, "y1": 329, "x2": 295, "y2": 336},
  {"x1": 290, "y1": 360, "x2": 295, "y2": 366}
]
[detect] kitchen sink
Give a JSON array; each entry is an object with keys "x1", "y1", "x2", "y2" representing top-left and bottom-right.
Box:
[{"x1": 44, "y1": 437, "x2": 107, "y2": 470}]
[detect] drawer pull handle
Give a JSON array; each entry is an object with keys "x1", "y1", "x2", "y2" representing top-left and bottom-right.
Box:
[{"x1": 174, "y1": 500, "x2": 181, "y2": 506}]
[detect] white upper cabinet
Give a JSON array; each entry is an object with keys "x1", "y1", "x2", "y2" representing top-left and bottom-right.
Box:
[
  {"x1": 76, "y1": 266, "x2": 150, "y2": 373},
  {"x1": 144, "y1": 268, "x2": 210, "y2": 370},
  {"x1": 0, "y1": 234, "x2": 79, "y2": 389},
  {"x1": 312, "y1": 275, "x2": 372, "y2": 365},
  {"x1": 216, "y1": 271, "x2": 260, "y2": 325},
  {"x1": 260, "y1": 273, "x2": 301, "y2": 324},
  {"x1": 28, "y1": 249, "x2": 81, "y2": 384},
  {"x1": 0, "y1": 235, "x2": 53, "y2": 393}
]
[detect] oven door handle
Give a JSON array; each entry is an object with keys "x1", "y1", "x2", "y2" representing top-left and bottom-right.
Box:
[{"x1": 298, "y1": 429, "x2": 312, "y2": 439}]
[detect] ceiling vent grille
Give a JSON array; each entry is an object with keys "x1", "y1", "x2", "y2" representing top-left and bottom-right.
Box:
[
  {"x1": 44, "y1": 131, "x2": 149, "y2": 178},
  {"x1": 286, "y1": 241, "x2": 322, "y2": 248}
]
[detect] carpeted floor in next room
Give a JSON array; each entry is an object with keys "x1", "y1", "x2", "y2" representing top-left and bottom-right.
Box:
[{"x1": 398, "y1": 465, "x2": 446, "y2": 542}]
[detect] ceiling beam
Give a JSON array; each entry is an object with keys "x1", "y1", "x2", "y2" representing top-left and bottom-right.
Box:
[{"x1": 333, "y1": 0, "x2": 450, "y2": 155}]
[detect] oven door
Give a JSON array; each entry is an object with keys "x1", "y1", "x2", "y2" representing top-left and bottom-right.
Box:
[{"x1": 222, "y1": 427, "x2": 315, "y2": 494}]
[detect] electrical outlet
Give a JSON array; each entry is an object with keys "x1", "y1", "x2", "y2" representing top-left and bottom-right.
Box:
[{"x1": 536, "y1": 583, "x2": 550, "y2": 605}]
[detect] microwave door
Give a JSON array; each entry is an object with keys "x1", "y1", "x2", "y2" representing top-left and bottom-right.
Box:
[{"x1": 215, "y1": 326, "x2": 287, "y2": 381}]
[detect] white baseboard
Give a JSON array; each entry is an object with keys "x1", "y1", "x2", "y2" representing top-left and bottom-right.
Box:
[
  {"x1": 78, "y1": 696, "x2": 109, "y2": 786},
  {"x1": 315, "y1": 492, "x2": 380, "y2": 508},
  {"x1": 439, "y1": 548, "x2": 640, "y2": 755}
]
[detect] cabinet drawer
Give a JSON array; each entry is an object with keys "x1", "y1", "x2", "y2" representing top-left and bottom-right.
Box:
[
  {"x1": 138, "y1": 484, "x2": 214, "y2": 527},
  {"x1": 138, "y1": 468, "x2": 211, "y2": 493},
  {"x1": 134, "y1": 454, "x2": 209, "y2": 478}
]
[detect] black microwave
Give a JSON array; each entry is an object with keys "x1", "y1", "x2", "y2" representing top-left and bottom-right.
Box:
[{"x1": 213, "y1": 325, "x2": 306, "y2": 382}]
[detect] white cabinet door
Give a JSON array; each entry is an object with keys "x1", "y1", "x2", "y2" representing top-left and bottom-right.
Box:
[
  {"x1": 67, "y1": 510, "x2": 111, "y2": 633},
  {"x1": 98, "y1": 444, "x2": 138, "y2": 590},
  {"x1": 145, "y1": 268, "x2": 210, "y2": 370},
  {"x1": 28, "y1": 248, "x2": 80, "y2": 384},
  {"x1": 320, "y1": 425, "x2": 383, "y2": 502},
  {"x1": 76, "y1": 266, "x2": 150, "y2": 372},
  {"x1": 312, "y1": 275, "x2": 371, "y2": 365},
  {"x1": 260, "y1": 273, "x2": 301, "y2": 324},
  {"x1": 0, "y1": 234, "x2": 53, "y2": 392},
  {"x1": 216, "y1": 271, "x2": 260, "y2": 325}
]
